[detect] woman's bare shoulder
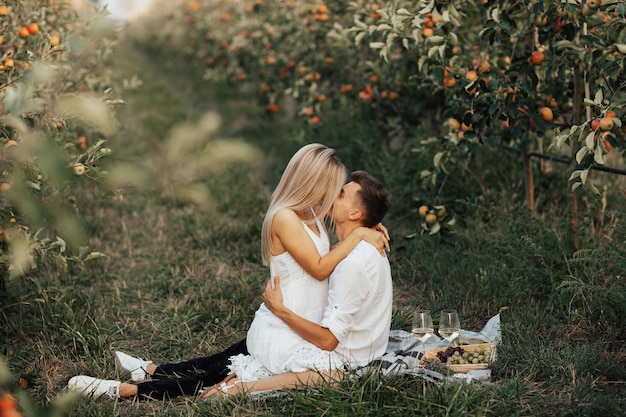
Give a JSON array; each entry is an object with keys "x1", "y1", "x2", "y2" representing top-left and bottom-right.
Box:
[{"x1": 272, "y1": 208, "x2": 300, "y2": 227}]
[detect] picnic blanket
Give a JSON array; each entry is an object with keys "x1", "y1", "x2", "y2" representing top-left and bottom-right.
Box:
[
  {"x1": 367, "y1": 313, "x2": 501, "y2": 384},
  {"x1": 243, "y1": 314, "x2": 501, "y2": 398}
]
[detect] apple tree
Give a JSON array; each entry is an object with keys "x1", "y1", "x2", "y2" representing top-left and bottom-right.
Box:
[
  {"x1": 352, "y1": 0, "x2": 625, "y2": 244},
  {"x1": 0, "y1": 0, "x2": 122, "y2": 286}
]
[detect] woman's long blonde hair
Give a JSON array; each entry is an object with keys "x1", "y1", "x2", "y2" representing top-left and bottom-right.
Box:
[{"x1": 261, "y1": 143, "x2": 347, "y2": 265}]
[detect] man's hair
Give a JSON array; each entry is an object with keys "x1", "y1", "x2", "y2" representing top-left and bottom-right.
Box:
[{"x1": 350, "y1": 170, "x2": 390, "y2": 227}]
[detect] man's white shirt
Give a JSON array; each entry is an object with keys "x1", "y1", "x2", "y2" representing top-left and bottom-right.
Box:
[{"x1": 320, "y1": 241, "x2": 393, "y2": 367}]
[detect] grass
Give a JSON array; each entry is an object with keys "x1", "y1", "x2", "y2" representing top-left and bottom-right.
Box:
[{"x1": 1, "y1": 17, "x2": 626, "y2": 417}]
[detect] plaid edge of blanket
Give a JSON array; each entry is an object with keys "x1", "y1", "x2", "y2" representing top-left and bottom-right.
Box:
[{"x1": 356, "y1": 350, "x2": 446, "y2": 384}]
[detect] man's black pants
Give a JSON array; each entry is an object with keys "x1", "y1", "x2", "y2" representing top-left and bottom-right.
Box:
[{"x1": 136, "y1": 338, "x2": 247, "y2": 400}]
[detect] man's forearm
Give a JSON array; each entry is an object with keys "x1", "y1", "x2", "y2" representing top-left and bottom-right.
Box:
[{"x1": 273, "y1": 306, "x2": 339, "y2": 351}]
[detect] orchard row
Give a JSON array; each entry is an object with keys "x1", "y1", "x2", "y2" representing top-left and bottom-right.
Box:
[
  {"x1": 0, "y1": 0, "x2": 122, "y2": 278},
  {"x1": 137, "y1": 0, "x2": 625, "y2": 232}
]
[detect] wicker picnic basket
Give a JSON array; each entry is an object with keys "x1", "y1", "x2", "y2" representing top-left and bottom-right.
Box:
[{"x1": 422, "y1": 343, "x2": 495, "y2": 373}]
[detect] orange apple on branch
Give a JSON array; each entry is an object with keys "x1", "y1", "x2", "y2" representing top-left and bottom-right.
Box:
[
  {"x1": 591, "y1": 118, "x2": 600, "y2": 130},
  {"x1": 27, "y1": 23, "x2": 39, "y2": 35},
  {"x1": 599, "y1": 117, "x2": 614, "y2": 131},
  {"x1": 529, "y1": 50, "x2": 545, "y2": 65},
  {"x1": 539, "y1": 107, "x2": 553, "y2": 122},
  {"x1": 465, "y1": 70, "x2": 478, "y2": 82},
  {"x1": 443, "y1": 76, "x2": 456, "y2": 87}
]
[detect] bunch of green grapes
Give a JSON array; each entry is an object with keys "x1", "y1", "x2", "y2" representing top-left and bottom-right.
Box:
[{"x1": 444, "y1": 347, "x2": 491, "y2": 365}]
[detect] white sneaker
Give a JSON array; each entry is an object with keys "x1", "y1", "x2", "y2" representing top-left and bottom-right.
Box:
[
  {"x1": 115, "y1": 351, "x2": 152, "y2": 382},
  {"x1": 67, "y1": 375, "x2": 120, "y2": 400}
]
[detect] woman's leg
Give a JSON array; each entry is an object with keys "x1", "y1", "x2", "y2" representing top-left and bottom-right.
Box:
[{"x1": 199, "y1": 369, "x2": 344, "y2": 400}]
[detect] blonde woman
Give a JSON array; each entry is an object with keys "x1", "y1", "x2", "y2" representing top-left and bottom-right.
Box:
[{"x1": 68, "y1": 144, "x2": 388, "y2": 401}]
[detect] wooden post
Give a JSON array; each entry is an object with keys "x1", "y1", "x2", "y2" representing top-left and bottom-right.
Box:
[
  {"x1": 522, "y1": 143, "x2": 535, "y2": 211},
  {"x1": 569, "y1": 65, "x2": 584, "y2": 252}
]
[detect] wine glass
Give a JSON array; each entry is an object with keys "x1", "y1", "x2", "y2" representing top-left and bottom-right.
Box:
[
  {"x1": 438, "y1": 309, "x2": 461, "y2": 345},
  {"x1": 411, "y1": 310, "x2": 434, "y2": 342}
]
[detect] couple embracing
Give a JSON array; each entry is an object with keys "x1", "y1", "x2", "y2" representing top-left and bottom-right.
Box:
[{"x1": 68, "y1": 143, "x2": 393, "y2": 400}]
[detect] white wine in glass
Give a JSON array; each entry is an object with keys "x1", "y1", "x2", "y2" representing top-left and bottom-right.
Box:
[
  {"x1": 412, "y1": 310, "x2": 434, "y2": 341},
  {"x1": 438, "y1": 309, "x2": 461, "y2": 345}
]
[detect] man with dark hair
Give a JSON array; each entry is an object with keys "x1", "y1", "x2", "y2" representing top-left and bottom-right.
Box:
[{"x1": 346, "y1": 170, "x2": 391, "y2": 228}]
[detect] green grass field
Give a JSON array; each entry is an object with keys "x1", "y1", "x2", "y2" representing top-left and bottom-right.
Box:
[{"x1": 1, "y1": 23, "x2": 625, "y2": 417}]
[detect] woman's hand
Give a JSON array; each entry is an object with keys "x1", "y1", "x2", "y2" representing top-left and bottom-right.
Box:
[
  {"x1": 358, "y1": 226, "x2": 390, "y2": 255},
  {"x1": 374, "y1": 223, "x2": 390, "y2": 242}
]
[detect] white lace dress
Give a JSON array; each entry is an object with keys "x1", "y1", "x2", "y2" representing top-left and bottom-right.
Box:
[{"x1": 228, "y1": 219, "x2": 342, "y2": 382}]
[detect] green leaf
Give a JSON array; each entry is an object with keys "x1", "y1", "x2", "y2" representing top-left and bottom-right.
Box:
[
  {"x1": 427, "y1": 45, "x2": 440, "y2": 58},
  {"x1": 55, "y1": 236, "x2": 67, "y2": 253},
  {"x1": 554, "y1": 40, "x2": 578, "y2": 51},
  {"x1": 418, "y1": 55, "x2": 427, "y2": 71},
  {"x1": 429, "y1": 222, "x2": 441, "y2": 235},
  {"x1": 581, "y1": 168, "x2": 590, "y2": 184},
  {"x1": 578, "y1": 125, "x2": 588, "y2": 143},
  {"x1": 594, "y1": 89, "x2": 603, "y2": 104},
  {"x1": 576, "y1": 145, "x2": 588, "y2": 164},
  {"x1": 433, "y1": 151, "x2": 444, "y2": 167},
  {"x1": 355, "y1": 32, "x2": 366, "y2": 45},
  {"x1": 57, "y1": 93, "x2": 117, "y2": 135},
  {"x1": 84, "y1": 252, "x2": 106, "y2": 261},
  {"x1": 442, "y1": 9, "x2": 450, "y2": 23},
  {"x1": 353, "y1": 17, "x2": 368, "y2": 30},
  {"x1": 568, "y1": 170, "x2": 582, "y2": 181},
  {"x1": 418, "y1": 0, "x2": 435, "y2": 15},
  {"x1": 387, "y1": 33, "x2": 398, "y2": 48},
  {"x1": 426, "y1": 35, "x2": 445, "y2": 44},
  {"x1": 490, "y1": 8, "x2": 500, "y2": 22},
  {"x1": 585, "y1": 131, "x2": 595, "y2": 150},
  {"x1": 380, "y1": 47, "x2": 389, "y2": 63},
  {"x1": 556, "y1": 134, "x2": 569, "y2": 148},
  {"x1": 594, "y1": 148, "x2": 604, "y2": 165}
]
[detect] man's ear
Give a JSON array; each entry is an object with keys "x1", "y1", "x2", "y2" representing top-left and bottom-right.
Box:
[{"x1": 348, "y1": 209, "x2": 362, "y2": 221}]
